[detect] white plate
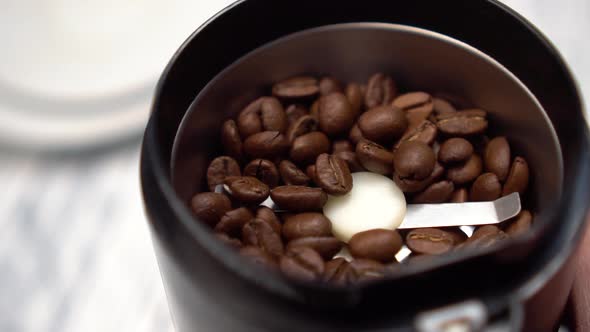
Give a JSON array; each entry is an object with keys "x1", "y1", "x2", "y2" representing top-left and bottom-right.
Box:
[{"x1": 0, "y1": 0, "x2": 235, "y2": 150}]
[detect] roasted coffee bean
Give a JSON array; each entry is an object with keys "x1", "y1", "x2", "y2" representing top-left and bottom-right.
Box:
[
  {"x1": 393, "y1": 162, "x2": 444, "y2": 193},
  {"x1": 460, "y1": 225, "x2": 508, "y2": 248},
  {"x1": 285, "y1": 104, "x2": 309, "y2": 125},
  {"x1": 237, "y1": 97, "x2": 286, "y2": 138},
  {"x1": 439, "y1": 138, "x2": 474, "y2": 164},
  {"x1": 349, "y1": 124, "x2": 365, "y2": 145},
  {"x1": 407, "y1": 107, "x2": 435, "y2": 130},
  {"x1": 282, "y1": 212, "x2": 332, "y2": 240},
  {"x1": 190, "y1": 192, "x2": 232, "y2": 226},
  {"x1": 393, "y1": 92, "x2": 432, "y2": 110},
  {"x1": 315, "y1": 154, "x2": 353, "y2": 195},
  {"x1": 358, "y1": 105, "x2": 408, "y2": 144},
  {"x1": 243, "y1": 131, "x2": 289, "y2": 159},
  {"x1": 286, "y1": 115, "x2": 319, "y2": 143},
  {"x1": 272, "y1": 76, "x2": 319, "y2": 100},
  {"x1": 215, "y1": 233, "x2": 243, "y2": 249},
  {"x1": 398, "y1": 96, "x2": 434, "y2": 119},
  {"x1": 365, "y1": 73, "x2": 397, "y2": 109},
  {"x1": 221, "y1": 119, "x2": 243, "y2": 160},
  {"x1": 472, "y1": 225, "x2": 501, "y2": 239},
  {"x1": 447, "y1": 154, "x2": 483, "y2": 185},
  {"x1": 239, "y1": 246, "x2": 277, "y2": 268},
  {"x1": 290, "y1": 131, "x2": 330, "y2": 165},
  {"x1": 306, "y1": 165, "x2": 318, "y2": 184},
  {"x1": 279, "y1": 160, "x2": 310, "y2": 185},
  {"x1": 393, "y1": 141, "x2": 436, "y2": 180},
  {"x1": 287, "y1": 237, "x2": 343, "y2": 260},
  {"x1": 349, "y1": 229, "x2": 403, "y2": 263},
  {"x1": 334, "y1": 150, "x2": 365, "y2": 172},
  {"x1": 346, "y1": 83, "x2": 363, "y2": 117},
  {"x1": 280, "y1": 247, "x2": 325, "y2": 282},
  {"x1": 505, "y1": 210, "x2": 532, "y2": 236},
  {"x1": 474, "y1": 225, "x2": 503, "y2": 237},
  {"x1": 394, "y1": 92, "x2": 434, "y2": 130},
  {"x1": 485, "y1": 137, "x2": 511, "y2": 181},
  {"x1": 356, "y1": 139, "x2": 394, "y2": 175},
  {"x1": 250, "y1": 216, "x2": 282, "y2": 238},
  {"x1": 470, "y1": 173, "x2": 501, "y2": 201},
  {"x1": 224, "y1": 176, "x2": 270, "y2": 205},
  {"x1": 256, "y1": 206, "x2": 280, "y2": 224},
  {"x1": 347, "y1": 259, "x2": 386, "y2": 283},
  {"x1": 450, "y1": 188, "x2": 469, "y2": 203},
  {"x1": 323, "y1": 258, "x2": 350, "y2": 285},
  {"x1": 413, "y1": 180, "x2": 455, "y2": 203},
  {"x1": 255, "y1": 207, "x2": 282, "y2": 234},
  {"x1": 243, "y1": 159, "x2": 280, "y2": 188},
  {"x1": 502, "y1": 156, "x2": 530, "y2": 196},
  {"x1": 318, "y1": 92, "x2": 355, "y2": 136},
  {"x1": 319, "y1": 77, "x2": 342, "y2": 95},
  {"x1": 396, "y1": 120, "x2": 437, "y2": 148},
  {"x1": 447, "y1": 228, "x2": 468, "y2": 244},
  {"x1": 271, "y1": 186, "x2": 328, "y2": 211},
  {"x1": 436, "y1": 109, "x2": 488, "y2": 136},
  {"x1": 206, "y1": 156, "x2": 241, "y2": 192},
  {"x1": 214, "y1": 207, "x2": 254, "y2": 236},
  {"x1": 406, "y1": 228, "x2": 462, "y2": 255},
  {"x1": 332, "y1": 140, "x2": 354, "y2": 153},
  {"x1": 242, "y1": 219, "x2": 284, "y2": 257},
  {"x1": 433, "y1": 97, "x2": 457, "y2": 114}
]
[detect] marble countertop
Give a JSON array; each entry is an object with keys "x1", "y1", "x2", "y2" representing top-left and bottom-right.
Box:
[{"x1": 1, "y1": 1, "x2": 588, "y2": 331}]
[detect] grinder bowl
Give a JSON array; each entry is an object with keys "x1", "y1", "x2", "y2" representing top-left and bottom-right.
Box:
[{"x1": 172, "y1": 22, "x2": 563, "y2": 246}]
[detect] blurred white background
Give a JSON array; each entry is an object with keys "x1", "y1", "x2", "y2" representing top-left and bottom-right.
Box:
[{"x1": 0, "y1": 1, "x2": 588, "y2": 331}]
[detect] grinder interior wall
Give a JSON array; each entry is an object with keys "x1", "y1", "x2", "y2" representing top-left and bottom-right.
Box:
[{"x1": 172, "y1": 24, "x2": 562, "y2": 235}]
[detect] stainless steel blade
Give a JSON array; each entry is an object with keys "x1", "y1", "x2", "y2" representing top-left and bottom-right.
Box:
[
  {"x1": 397, "y1": 193, "x2": 521, "y2": 229},
  {"x1": 216, "y1": 185, "x2": 521, "y2": 228}
]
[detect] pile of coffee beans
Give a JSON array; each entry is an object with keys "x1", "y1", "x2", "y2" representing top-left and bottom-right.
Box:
[{"x1": 190, "y1": 73, "x2": 531, "y2": 285}]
